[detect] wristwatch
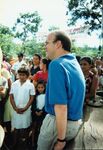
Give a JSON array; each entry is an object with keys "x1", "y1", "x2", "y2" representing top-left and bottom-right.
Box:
[{"x1": 57, "y1": 138, "x2": 66, "y2": 142}]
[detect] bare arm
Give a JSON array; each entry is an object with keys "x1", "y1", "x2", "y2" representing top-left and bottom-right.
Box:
[
  {"x1": 54, "y1": 104, "x2": 67, "y2": 150},
  {"x1": 10, "y1": 94, "x2": 17, "y2": 111},
  {"x1": 11, "y1": 69, "x2": 17, "y2": 76},
  {"x1": 90, "y1": 75, "x2": 99, "y2": 99},
  {"x1": 33, "y1": 80, "x2": 37, "y2": 87},
  {"x1": 22, "y1": 95, "x2": 34, "y2": 112}
]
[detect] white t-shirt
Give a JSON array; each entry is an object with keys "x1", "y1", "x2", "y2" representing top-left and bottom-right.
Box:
[
  {"x1": 11, "y1": 60, "x2": 26, "y2": 80},
  {"x1": 10, "y1": 79, "x2": 35, "y2": 108},
  {"x1": 10, "y1": 79, "x2": 35, "y2": 129},
  {"x1": 11, "y1": 60, "x2": 26, "y2": 73},
  {"x1": 36, "y1": 94, "x2": 45, "y2": 110}
]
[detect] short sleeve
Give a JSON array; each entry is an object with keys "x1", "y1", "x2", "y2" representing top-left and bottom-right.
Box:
[
  {"x1": 10, "y1": 83, "x2": 14, "y2": 94},
  {"x1": 30, "y1": 83, "x2": 35, "y2": 95},
  {"x1": 48, "y1": 61, "x2": 68, "y2": 105}
]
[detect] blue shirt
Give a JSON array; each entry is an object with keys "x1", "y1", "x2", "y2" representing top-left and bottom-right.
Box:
[{"x1": 45, "y1": 54, "x2": 85, "y2": 120}]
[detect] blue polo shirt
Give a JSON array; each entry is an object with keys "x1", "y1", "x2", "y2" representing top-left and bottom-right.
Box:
[{"x1": 45, "y1": 54, "x2": 85, "y2": 120}]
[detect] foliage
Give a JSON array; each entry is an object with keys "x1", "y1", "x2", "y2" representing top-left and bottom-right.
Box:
[
  {"x1": 0, "y1": 23, "x2": 45, "y2": 59},
  {"x1": 0, "y1": 11, "x2": 100, "y2": 60},
  {"x1": 12, "y1": 12, "x2": 42, "y2": 42},
  {"x1": 0, "y1": 34, "x2": 21, "y2": 58},
  {"x1": 0, "y1": 24, "x2": 17, "y2": 57},
  {"x1": 22, "y1": 39, "x2": 45, "y2": 57},
  {"x1": 66, "y1": 0, "x2": 102, "y2": 32},
  {"x1": 0, "y1": 24, "x2": 13, "y2": 35},
  {"x1": 72, "y1": 44, "x2": 99, "y2": 57},
  {"x1": 48, "y1": 26, "x2": 60, "y2": 32}
]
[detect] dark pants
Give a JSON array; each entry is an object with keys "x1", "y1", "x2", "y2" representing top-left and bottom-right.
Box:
[{"x1": 0, "y1": 101, "x2": 5, "y2": 125}]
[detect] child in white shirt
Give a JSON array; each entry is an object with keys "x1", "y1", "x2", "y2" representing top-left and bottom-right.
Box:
[{"x1": 10, "y1": 66, "x2": 35, "y2": 147}]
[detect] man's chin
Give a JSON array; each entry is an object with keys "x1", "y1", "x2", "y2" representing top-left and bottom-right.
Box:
[
  {"x1": 46, "y1": 53, "x2": 53, "y2": 60},
  {"x1": 46, "y1": 53, "x2": 50, "y2": 59}
]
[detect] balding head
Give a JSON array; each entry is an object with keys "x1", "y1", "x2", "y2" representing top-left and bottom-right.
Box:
[{"x1": 49, "y1": 31, "x2": 71, "y2": 52}]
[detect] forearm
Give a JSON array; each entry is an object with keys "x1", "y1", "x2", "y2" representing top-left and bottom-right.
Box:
[
  {"x1": 33, "y1": 80, "x2": 37, "y2": 87},
  {"x1": 54, "y1": 104, "x2": 67, "y2": 140},
  {"x1": 11, "y1": 69, "x2": 16, "y2": 76},
  {"x1": 10, "y1": 94, "x2": 17, "y2": 111},
  {"x1": 90, "y1": 80, "x2": 99, "y2": 98},
  {"x1": 24, "y1": 95, "x2": 34, "y2": 110}
]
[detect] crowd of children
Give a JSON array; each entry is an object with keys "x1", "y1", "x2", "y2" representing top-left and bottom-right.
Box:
[{"x1": 0, "y1": 52, "x2": 103, "y2": 149}]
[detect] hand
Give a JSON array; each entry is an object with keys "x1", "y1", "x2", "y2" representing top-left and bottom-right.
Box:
[
  {"x1": 16, "y1": 108, "x2": 26, "y2": 114},
  {"x1": 29, "y1": 75, "x2": 33, "y2": 80},
  {"x1": 54, "y1": 141, "x2": 66, "y2": 150},
  {"x1": 39, "y1": 111, "x2": 43, "y2": 115},
  {"x1": 35, "y1": 111, "x2": 42, "y2": 116}
]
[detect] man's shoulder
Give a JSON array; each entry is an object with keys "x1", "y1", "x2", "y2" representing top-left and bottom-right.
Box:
[{"x1": 50, "y1": 59, "x2": 61, "y2": 66}]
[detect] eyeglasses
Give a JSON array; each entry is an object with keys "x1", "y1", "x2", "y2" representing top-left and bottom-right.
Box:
[{"x1": 45, "y1": 40, "x2": 57, "y2": 45}]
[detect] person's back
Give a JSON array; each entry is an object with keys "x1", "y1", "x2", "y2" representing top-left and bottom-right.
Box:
[{"x1": 45, "y1": 54, "x2": 85, "y2": 120}]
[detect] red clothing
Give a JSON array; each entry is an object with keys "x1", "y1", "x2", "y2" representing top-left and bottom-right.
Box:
[{"x1": 32, "y1": 71, "x2": 48, "y2": 83}]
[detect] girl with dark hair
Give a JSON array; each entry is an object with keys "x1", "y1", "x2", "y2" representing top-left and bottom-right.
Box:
[
  {"x1": 32, "y1": 58, "x2": 50, "y2": 87},
  {"x1": 10, "y1": 66, "x2": 35, "y2": 147},
  {"x1": 31, "y1": 80, "x2": 46, "y2": 148},
  {"x1": 80, "y1": 57, "x2": 99, "y2": 104},
  {"x1": 30, "y1": 54, "x2": 41, "y2": 78}
]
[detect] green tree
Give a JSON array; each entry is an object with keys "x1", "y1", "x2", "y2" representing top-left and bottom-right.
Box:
[
  {"x1": 22, "y1": 39, "x2": 45, "y2": 57},
  {"x1": 0, "y1": 24, "x2": 18, "y2": 57},
  {"x1": 12, "y1": 12, "x2": 42, "y2": 43},
  {"x1": 66, "y1": 0, "x2": 102, "y2": 32},
  {"x1": 72, "y1": 44, "x2": 98, "y2": 57},
  {"x1": 0, "y1": 24, "x2": 12, "y2": 35},
  {"x1": 48, "y1": 26, "x2": 60, "y2": 32},
  {"x1": 0, "y1": 34, "x2": 21, "y2": 57}
]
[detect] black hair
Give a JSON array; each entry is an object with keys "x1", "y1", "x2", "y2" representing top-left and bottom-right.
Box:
[
  {"x1": 36, "y1": 80, "x2": 46, "y2": 95},
  {"x1": 3, "y1": 54, "x2": 7, "y2": 61},
  {"x1": 18, "y1": 66, "x2": 30, "y2": 77},
  {"x1": 17, "y1": 53, "x2": 24, "y2": 57},
  {"x1": 34, "y1": 53, "x2": 41, "y2": 60},
  {"x1": 76, "y1": 55, "x2": 81, "y2": 63},
  {"x1": 80, "y1": 57, "x2": 93, "y2": 65},
  {"x1": 42, "y1": 58, "x2": 51, "y2": 70},
  {"x1": 53, "y1": 31, "x2": 71, "y2": 52}
]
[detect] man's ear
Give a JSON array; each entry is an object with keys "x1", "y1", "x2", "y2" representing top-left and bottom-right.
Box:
[{"x1": 56, "y1": 40, "x2": 62, "y2": 49}]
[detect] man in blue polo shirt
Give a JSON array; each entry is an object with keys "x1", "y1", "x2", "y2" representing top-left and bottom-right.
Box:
[{"x1": 37, "y1": 31, "x2": 85, "y2": 150}]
